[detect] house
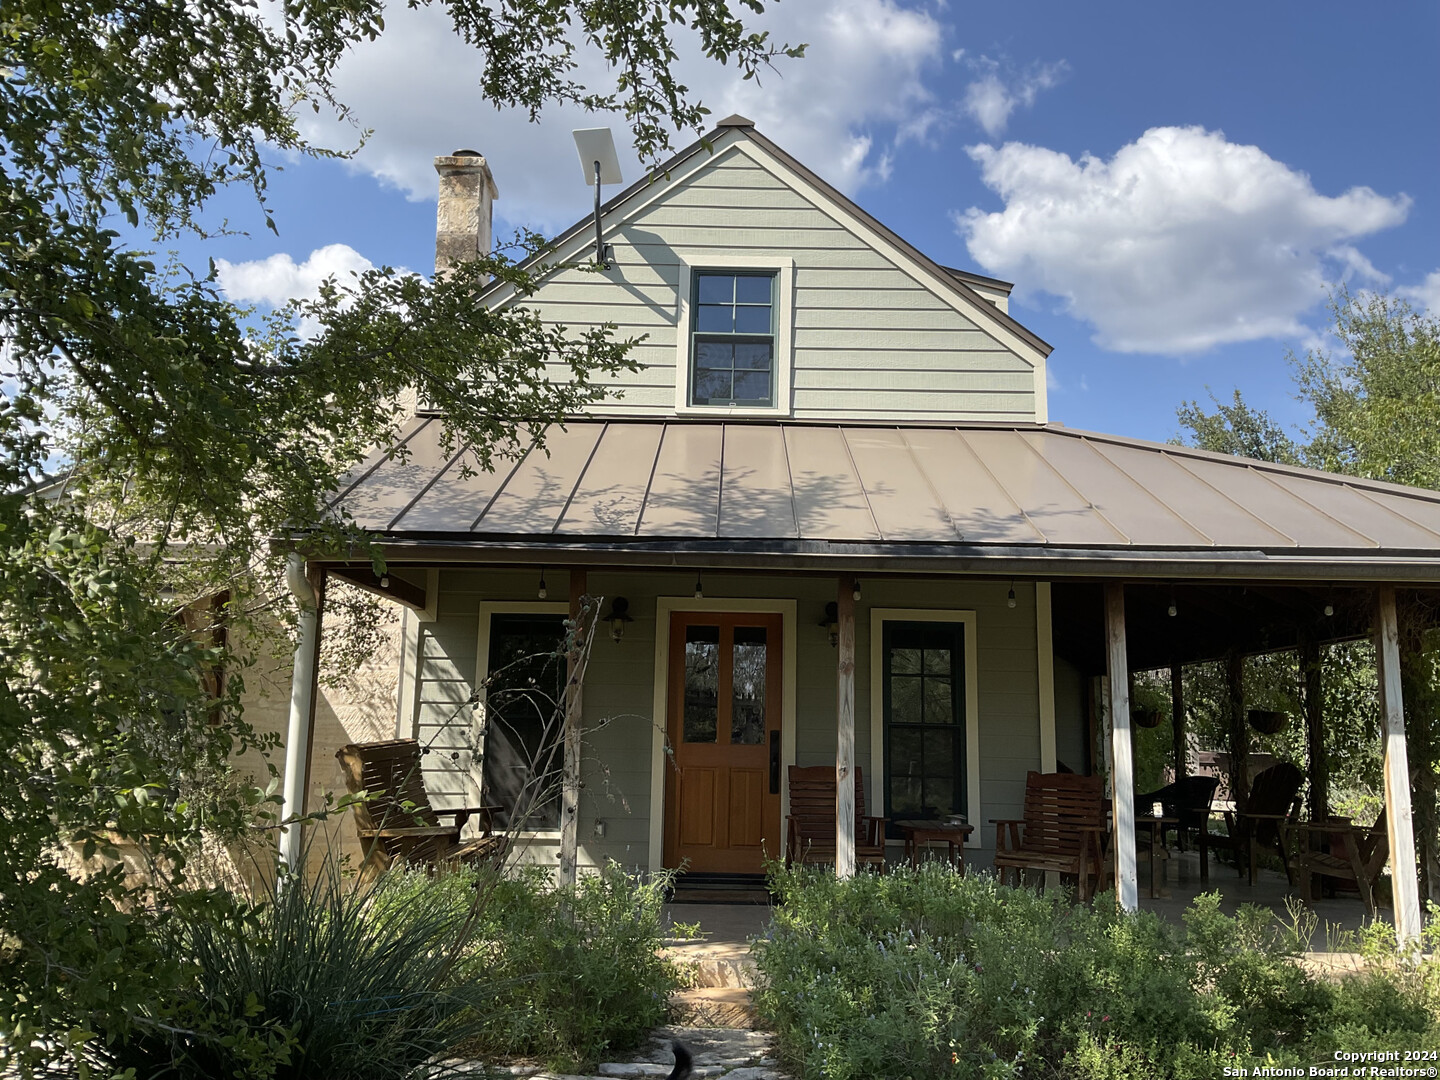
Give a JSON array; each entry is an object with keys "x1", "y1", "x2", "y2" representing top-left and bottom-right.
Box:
[{"x1": 280, "y1": 116, "x2": 1436, "y2": 942}]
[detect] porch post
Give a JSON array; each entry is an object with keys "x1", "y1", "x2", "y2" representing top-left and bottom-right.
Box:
[
  {"x1": 1104, "y1": 582, "x2": 1139, "y2": 911},
  {"x1": 279, "y1": 556, "x2": 326, "y2": 875},
  {"x1": 1376, "y1": 585, "x2": 1422, "y2": 948},
  {"x1": 1170, "y1": 660, "x2": 1186, "y2": 782},
  {"x1": 836, "y1": 574, "x2": 857, "y2": 879},
  {"x1": 1225, "y1": 651, "x2": 1249, "y2": 816},
  {"x1": 559, "y1": 569, "x2": 588, "y2": 886},
  {"x1": 1299, "y1": 631, "x2": 1329, "y2": 822}
]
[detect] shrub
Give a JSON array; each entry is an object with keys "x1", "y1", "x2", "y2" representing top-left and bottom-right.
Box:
[
  {"x1": 456, "y1": 861, "x2": 682, "y2": 1071},
  {"x1": 96, "y1": 857, "x2": 500, "y2": 1080},
  {"x1": 753, "y1": 863, "x2": 1437, "y2": 1080}
]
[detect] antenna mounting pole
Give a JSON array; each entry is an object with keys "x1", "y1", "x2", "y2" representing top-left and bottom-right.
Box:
[{"x1": 593, "y1": 159, "x2": 606, "y2": 268}]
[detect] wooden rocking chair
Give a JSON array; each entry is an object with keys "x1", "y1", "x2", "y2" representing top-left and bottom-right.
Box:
[
  {"x1": 992, "y1": 771, "x2": 1107, "y2": 901},
  {"x1": 785, "y1": 765, "x2": 887, "y2": 869},
  {"x1": 335, "y1": 738, "x2": 508, "y2": 879}
]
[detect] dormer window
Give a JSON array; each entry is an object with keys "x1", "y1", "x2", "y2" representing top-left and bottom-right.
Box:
[{"x1": 690, "y1": 271, "x2": 777, "y2": 408}]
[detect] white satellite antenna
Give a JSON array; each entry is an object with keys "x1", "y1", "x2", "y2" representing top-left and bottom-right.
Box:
[{"x1": 572, "y1": 128, "x2": 622, "y2": 268}]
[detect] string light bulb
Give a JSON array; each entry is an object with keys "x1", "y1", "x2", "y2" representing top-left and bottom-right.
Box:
[
  {"x1": 537, "y1": 570, "x2": 547, "y2": 600},
  {"x1": 852, "y1": 579, "x2": 862, "y2": 602},
  {"x1": 693, "y1": 573, "x2": 703, "y2": 599},
  {"x1": 1007, "y1": 581, "x2": 1017, "y2": 609}
]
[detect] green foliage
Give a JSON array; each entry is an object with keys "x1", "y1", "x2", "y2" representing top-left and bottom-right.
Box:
[
  {"x1": 80, "y1": 857, "x2": 683, "y2": 1079},
  {"x1": 454, "y1": 861, "x2": 682, "y2": 1072},
  {"x1": 0, "y1": 0, "x2": 803, "y2": 1069},
  {"x1": 754, "y1": 865, "x2": 1439, "y2": 1080}
]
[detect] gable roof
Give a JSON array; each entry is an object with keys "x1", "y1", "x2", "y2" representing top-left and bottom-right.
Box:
[
  {"x1": 480, "y1": 115, "x2": 1051, "y2": 363},
  {"x1": 330, "y1": 416, "x2": 1440, "y2": 581}
]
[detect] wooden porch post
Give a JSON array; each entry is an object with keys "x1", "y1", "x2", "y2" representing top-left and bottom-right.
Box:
[
  {"x1": 1376, "y1": 585, "x2": 1422, "y2": 948},
  {"x1": 1170, "y1": 660, "x2": 1186, "y2": 783},
  {"x1": 1225, "y1": 651, "x2": 1249, "y2": 816},
  {"x1": 559, "y1": 569, "x2": 588, "y2": 886},
  {"x1": 1299, "y1": 631, "x2": 1329, "y2": 822},
  {"x1": 279, "y1": 559, "x2": 326, "y2": 875},
  {"x1": 1104, "y1": 583, "x2": 1138, "y2": 911},
  {"x1": 836, "y1": 574, "x2": 857, "y2": 879}
]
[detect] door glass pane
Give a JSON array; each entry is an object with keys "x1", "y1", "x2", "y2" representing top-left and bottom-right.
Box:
[
  {"x1": 731, "y1": 626, "x2": 767, "y2": 745},
  {"x1": 683, "y1": 625, "x2": 719, "y2": 743}
]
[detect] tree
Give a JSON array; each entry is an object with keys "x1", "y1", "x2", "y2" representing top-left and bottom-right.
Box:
[
  {"x1": 1176, "y1": 288, "x2": 1440, "y2": 904},
  {"x1": 0, "y1": 0, "x2": 803, "y2": 1071}
]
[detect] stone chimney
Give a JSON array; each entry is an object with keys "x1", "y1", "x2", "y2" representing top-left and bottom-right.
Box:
[{"x1": 434, "y1": 149, "x2": 499, "y2": 276}]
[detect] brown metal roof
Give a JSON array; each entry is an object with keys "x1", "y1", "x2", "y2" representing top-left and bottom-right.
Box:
[{"x1": 331, "y1": 418, "x2": 1440, "y2": 574}]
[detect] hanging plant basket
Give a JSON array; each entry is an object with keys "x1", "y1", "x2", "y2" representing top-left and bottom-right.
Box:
[
  {"x1": 1248, "y1": 709, "x2": 1289, "y2": 735},
  {"x1": 1133, "y1": 708, "x2": 1163, "y2": 729}
]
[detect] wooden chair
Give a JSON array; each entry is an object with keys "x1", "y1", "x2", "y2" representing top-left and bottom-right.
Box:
[
  {"x1": 785, "y1": 765, "x2": 887, "y2": 869},
  {"x1": 992, "y1": 771, "x2": 1107, "y2": 901},
  {"x1": 1284, "y1": 809, "x2": 1390, "y2": 918},
  {"x1": 1214, "y1": 761, "x2": 1304, "y2": 885},
  {"x1": 335, "y1": 739, "x2": 508, "y2": 879},
  {"x1": 1136, "y1": 775, "x2": 1221, "y2": 884}
]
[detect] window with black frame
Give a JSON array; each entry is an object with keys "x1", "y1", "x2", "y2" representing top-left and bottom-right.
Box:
[
  {"x1": 480, "y1": 613, "x2": 567, "y2": 830},
  {"x1": 882, "y1": 620, "x2": 966, "y2": 833},
  {"x1": 690, "y1": 271, "x2": 776, "y2": 407}
]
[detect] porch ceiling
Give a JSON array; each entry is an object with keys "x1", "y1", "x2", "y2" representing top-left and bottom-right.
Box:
[{"x1": 328, "y1": 416, "x2": 1440, "y2": 579}]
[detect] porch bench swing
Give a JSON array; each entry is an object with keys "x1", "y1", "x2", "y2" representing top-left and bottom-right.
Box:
[{"x1": 992, "y1": 771, "x2": 1108, "y2": 901}]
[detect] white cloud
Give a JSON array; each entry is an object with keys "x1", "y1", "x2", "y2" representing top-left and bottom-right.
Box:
[
  {"x1": 1400, "y1": 270, "x2": 1440, "y2": 315},
  {"x1": 961, "y1": 56, "x2": 1067, "y2": 139},
  {"x1": 216, "y1": 243, "x2": 377, "y2": 307},
  {"x1": 295, "y1": 0, "x2": 944, "y2": 232},
  {"x1": 216, "y1": 243, "x2": 380, "y2": 336},
  {"x1": 955, "y1": 126, "x2": 1411, "y2": 354}
]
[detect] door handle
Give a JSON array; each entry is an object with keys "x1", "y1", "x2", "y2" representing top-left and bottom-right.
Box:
[{"x1": 770, "y1": 730, "x2": 781, "y2": 794}]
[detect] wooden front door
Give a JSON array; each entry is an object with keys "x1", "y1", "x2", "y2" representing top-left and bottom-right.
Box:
[{"x1": 664, "y1": 612, "x2": 783, "y2": 874}]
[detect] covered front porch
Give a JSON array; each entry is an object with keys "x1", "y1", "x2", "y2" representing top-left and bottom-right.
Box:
[{"x1": 280, "y1": 416, "x2": 1440, "y2": 947}]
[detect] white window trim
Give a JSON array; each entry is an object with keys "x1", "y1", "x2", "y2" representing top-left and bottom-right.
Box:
[
  {"x1": 673, "y1": 256, "x2": 795, "y2": 418},
  {"x1": 868, "y1": 608, "x2": 982, "y2": 847},
  {"x1": 474, "y1": 601, "x2": 571, "y2": 840},
  {"x1": 649, "y1": 597, "x2": 798, "y2": 871}
]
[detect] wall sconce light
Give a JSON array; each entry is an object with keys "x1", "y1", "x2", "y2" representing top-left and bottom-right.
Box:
[
  {"x1": 820, "y1": 601, "x2": 839, "y2": 647},
  {"x1": 693, "y1": 573, "x2": 703, "y2": 599},
  {"x1": 537, "y1": 569, "x2": 548, "y2": 600},
  {"x1": 602, "y1": 596, "x2": 633, "y2": 643},
  {"x1": 1007, "y1": 581, "x2": 1017, "y2": 609}
]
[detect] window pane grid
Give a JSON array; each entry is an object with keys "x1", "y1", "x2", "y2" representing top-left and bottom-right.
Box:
[
  {"x1": 883, "y1": 622, "x2": 965, "y2": 828},
  {"x1": 690, "y1": 271, "x2": 776, "y2": 407}
]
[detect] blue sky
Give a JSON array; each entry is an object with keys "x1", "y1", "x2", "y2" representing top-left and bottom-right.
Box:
[{"x1": 198, "y1": 0, "x2": 1439, "y2": 445}]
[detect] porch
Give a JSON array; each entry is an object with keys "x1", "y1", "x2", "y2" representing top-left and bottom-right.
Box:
[{"x1": 279, "y1": 416, "x2": 1440, "y2": 948}]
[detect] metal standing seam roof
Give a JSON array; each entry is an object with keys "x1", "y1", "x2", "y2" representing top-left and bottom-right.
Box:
[{"x1": 330, "y1": 417, "x2": 1440, "y2": 557}]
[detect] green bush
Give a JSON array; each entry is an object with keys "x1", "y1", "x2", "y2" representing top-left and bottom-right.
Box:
[
  {"x1": 455, "y1": 861, "x2": 682, "y2": 1071},
  {"x1": 87, "y1": 857, "x2": 681, "y2": 1078},
  {"x1": 96, "y1": 858, "x2": 502, "y2": 1080},
  {"x1": 753, "y1": 863, "x2": 1438, "y2": 1080}
]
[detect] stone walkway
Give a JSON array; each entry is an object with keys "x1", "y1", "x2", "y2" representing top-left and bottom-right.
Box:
[{"x1": 474, "y1": 1027, "x2": 790, "y2": 1080}]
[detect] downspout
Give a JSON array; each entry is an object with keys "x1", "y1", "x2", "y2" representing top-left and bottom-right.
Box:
[{"x1": 279, "y1": 553, "x2": 318, "y2": 874}]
